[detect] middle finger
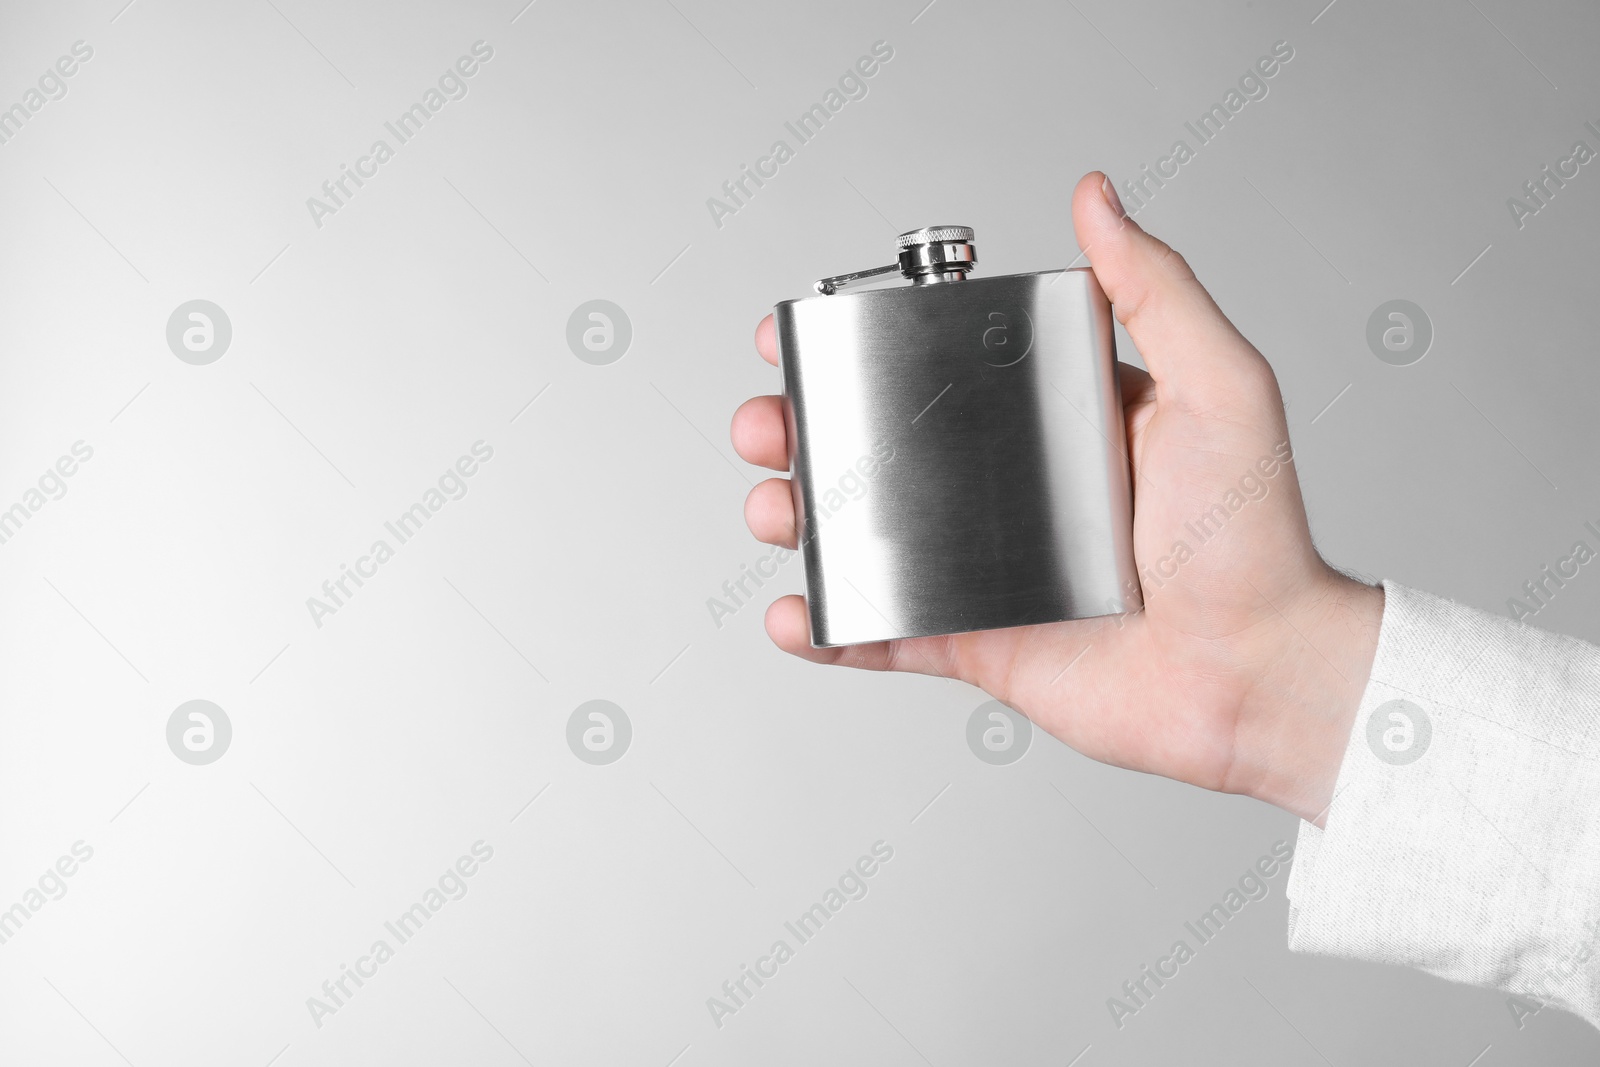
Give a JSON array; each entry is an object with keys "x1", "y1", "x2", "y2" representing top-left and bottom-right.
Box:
[{"x1": 730, "y1": 394, "x2": 789, "y2": 471}]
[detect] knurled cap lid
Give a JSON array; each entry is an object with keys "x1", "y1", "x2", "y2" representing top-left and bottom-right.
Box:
[{"x1": 897, "y1": 225, "x2": 974, "y2": 249}]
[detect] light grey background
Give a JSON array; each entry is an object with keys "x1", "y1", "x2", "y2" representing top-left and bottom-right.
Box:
[{"x1": 2, "y1": 0, "x2": 1598, "y2": 1063}]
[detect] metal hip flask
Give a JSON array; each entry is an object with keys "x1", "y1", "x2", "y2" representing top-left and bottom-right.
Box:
[{"x1": 774, "y1": 226, "x2": 1142, "y2": 647}]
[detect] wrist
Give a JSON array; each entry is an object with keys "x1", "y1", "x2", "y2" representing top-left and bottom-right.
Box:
[{"x1": 1234, "y1": 573, "x2": 1385, "y2": 825}]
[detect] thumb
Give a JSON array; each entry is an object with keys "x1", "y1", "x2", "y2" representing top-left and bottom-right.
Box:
[{"x1": 1071, "y1": 171, "x2": 1265, "y2": 398}]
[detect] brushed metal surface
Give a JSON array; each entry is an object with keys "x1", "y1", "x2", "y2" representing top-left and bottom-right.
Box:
[{"x1": 776, "y1": 268, "x2": 1142, "y2": 647}]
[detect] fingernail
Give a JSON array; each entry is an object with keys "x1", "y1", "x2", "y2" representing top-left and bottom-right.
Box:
[{"x1": 1100, "y1": 175, "x2": 1126, "y2": 219}]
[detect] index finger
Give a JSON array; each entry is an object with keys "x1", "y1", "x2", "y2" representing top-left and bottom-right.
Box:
[{"x1": 755, "y1": 314, "x2": 778, "y2": 367}]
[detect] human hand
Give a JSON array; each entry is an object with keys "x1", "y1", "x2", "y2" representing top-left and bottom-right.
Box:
[{"x1": 730, "y1": 172, "x2": 1383, "y2": 825}]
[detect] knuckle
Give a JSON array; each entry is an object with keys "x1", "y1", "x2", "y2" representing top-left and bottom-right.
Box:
[
  {"x1": 1152, "y1": 241, "x2": 1196, "y2": 283},
  {"x1": 1237, "y1": 353, "x2": 1284, "y2": 403},
  {"x1": 1115, "y1": 241, "x2": 1197, "y2": 330}
]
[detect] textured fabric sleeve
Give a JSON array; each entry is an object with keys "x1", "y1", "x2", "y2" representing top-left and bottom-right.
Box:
[{"x1": 1286, "y1": 580, "x2": 1600, "y2": 1028}]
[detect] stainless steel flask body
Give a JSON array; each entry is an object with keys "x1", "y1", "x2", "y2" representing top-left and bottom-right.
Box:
[{"x1": 775, "y1": 255, "x2": 1142, "y2": 647}]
